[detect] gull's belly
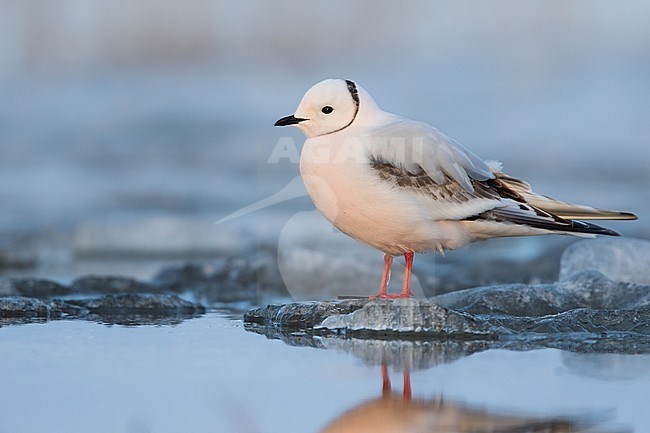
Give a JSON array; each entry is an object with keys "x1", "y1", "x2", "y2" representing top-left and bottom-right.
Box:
[{"x1": 299, "y1": 142, "x2": 470, "y2": 254}]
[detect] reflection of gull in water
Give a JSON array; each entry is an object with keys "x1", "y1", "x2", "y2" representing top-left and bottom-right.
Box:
[{"x1": 319, "y1": 364, "x2": 625, "y2": 433}]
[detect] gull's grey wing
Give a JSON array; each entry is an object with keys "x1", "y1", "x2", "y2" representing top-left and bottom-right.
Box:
[
  {"x1": 370, "y1": 157, "x2": 500, "y2": 203},
  {"x1": 365, "y1": 117, "x2": 494, "y2": 192},
  {"x1": 369, "y1": 156, "x2": 505, "y2": 220}
]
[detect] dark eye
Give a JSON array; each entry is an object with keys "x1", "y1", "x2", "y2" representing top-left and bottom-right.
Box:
[{"x1": 321, "y1": 106, "x2": 334, "y2": 114}]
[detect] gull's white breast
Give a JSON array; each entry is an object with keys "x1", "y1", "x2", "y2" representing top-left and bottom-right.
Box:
[{"x1": 299, "y1": 130, "x2": 475, "y2": 255}]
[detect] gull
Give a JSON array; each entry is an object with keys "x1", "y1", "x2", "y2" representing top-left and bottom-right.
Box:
[{"x1": 275, "y1": 79, "x2": 637, "y2": 299}]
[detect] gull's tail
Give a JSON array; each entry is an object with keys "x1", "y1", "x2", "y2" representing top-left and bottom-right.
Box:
[
  {"x1": 468, "y1": 171, "x2": 639, "y2": 238},
  {"x1": 497, "y1": 173, "x2": 638, "y2": 221}
]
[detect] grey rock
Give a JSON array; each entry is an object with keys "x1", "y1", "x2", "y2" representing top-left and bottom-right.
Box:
[
  {"x1": 319, "y1": 299, "x2": 493, "y2": 337},
  {"x1": 153, "y1": 262, "x2": 220, "y2": 293},
  {"x1": 560, "y1": 237, "x2": 650, "y2": 284},
  {"x1": 246, "y1": 298, "x2": 493, "y2": 338},
  {"x1": 68, "y1": 293, "x2": 204, "y2": 313},
  {"x1": 0, "y1": 297, "x2": 62, "y2": 319},
  {"x1": 245, "y1": 270, "x2": 650, "y2": 352},
  {"x1": 10, "y1": 278, "x2": 71, "y2": 297},
  {"x1": 153, "y1": 252, "x2": 287, "y2": 303},
  {"x1": 432, "y1": 270, "x2": 650, "y2": 316},
  {"x1": 495, "y1": 308, "x2": 650, "y2": 334},
  {"x1": 71, "y1": 275, "x2": 156, "y2": 294},
  {"x1": 244, "y1": 299, "x2": 372, "y2": 329},
  {"x1": 67, "y1": 294, "x2": 206, "y2": 326},
  {"x1": 0, "y1": 293, "x2": 206, "y2": 327},
  {"x1": 50, "y1": 299, "x2": 90, "y2": 317}
]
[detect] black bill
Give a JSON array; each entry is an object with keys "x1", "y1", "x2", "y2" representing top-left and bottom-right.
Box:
[{"x1": 274, "y1": 115, "x2": 308, "y2": 126}]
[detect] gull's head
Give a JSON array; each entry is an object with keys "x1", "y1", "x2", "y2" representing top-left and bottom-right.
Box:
[{"x1": 274, "y1": 79, "x2": 367, "y2": 138}]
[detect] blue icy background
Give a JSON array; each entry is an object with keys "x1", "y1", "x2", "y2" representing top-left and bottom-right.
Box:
[
  {"x1": 0, "y1": 2, "x2": 649, "y2": 432},
  {"x1": 1, "y1": 2, "x2": 648, "y2": 282}
]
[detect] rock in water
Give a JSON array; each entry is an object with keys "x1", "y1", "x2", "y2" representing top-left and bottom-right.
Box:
[
  {"x1": 432, "y1": 270, "x2": 650, "y2": 316},
  {"x1": 152, "y1": 253, "x2": 287, "y2": 302},
  {"x1": 9, "y1": 278, "x2": 71, "y2": 297},
  {"x1": 244, "y1": 299, "x2": 372, "y2": 329},
  {"x1": 245, "y1": 298, "x2": 494, "y2": 337},
  {"x1": 0, "y1": 297, "x2": 62, "y2": 320},
  {"x1": 0, "y1": 293, "x2": 206, "y2": 327},
  {"x1": 318, "y1": 299, "x2": 493, "y2": 337},
  {"x1": 66, "y1": 294, "x2": 206, "y2": 326},
  {"x1": 560, "y1": 237, "x2": 650, "y2": 285},
  {"x1": 68, "y1": 293, "x2": 204, "y2": 314},
  {"x1": 244, "y1": 271, "x2": 650, "y2": 352}
]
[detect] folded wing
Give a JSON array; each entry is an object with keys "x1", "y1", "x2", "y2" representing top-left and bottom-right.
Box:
[
  {"x1": 366, "y1": 117, "x2": 494, "y2": 193},
  {"x1": 366, "y1": 120, "x2": 637, "y2": 235}
]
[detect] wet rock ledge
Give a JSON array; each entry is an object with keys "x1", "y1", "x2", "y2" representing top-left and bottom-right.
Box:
[
  {"x1": 0, "y1": 252, "x2": 286, "y2": 326},
  {"x1": 245, "y1": 298, "x2": 494, "y2": 338},
  {"x1": 245, "y1": 238, "x2": 650, "y2": 346},
  {"x1": 245, "y1": 271, "x2": 650, "y2": 348},
  {"x1": 1, "y1": 294, "x2": 205, "y2": 326}
]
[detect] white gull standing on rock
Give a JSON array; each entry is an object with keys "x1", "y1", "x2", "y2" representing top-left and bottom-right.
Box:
[{"x1": 274, "y1": 79, "x2": 637, "y2": 299}]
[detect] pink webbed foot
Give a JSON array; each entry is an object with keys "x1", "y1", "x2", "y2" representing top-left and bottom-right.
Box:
[{"x1": 371, "y1": 293, "x2": 412, "y2": 299}]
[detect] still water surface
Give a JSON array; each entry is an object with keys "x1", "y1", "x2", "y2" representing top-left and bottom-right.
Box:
[{"x1": 0, "y1": 312, "x2": 646, "y2": 432}]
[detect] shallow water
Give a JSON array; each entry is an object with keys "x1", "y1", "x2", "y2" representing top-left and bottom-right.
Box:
[{"x1": 0, "y1": 312, "x2": 645, "y2": 432}]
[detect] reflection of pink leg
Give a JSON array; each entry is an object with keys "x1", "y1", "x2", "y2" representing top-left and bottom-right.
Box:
[
  {"x1": 381, "y1": 363, "x2": 391, "y2": 397},
  {"x1": 403, "y1": 367, "x2": 411, "y2": 401},
  {"x1": 371, "y1": 254, "x2": 393, "y2": 298}
]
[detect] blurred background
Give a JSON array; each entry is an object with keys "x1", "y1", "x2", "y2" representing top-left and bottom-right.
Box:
[{"x1": 1, "y1": 1, "x2": 648, "y2": 292}]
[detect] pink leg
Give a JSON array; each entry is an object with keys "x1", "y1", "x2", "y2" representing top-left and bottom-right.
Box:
[
  {"x1": 400, "y1": 251, "x2": 414, "y2": 298},
  {"x1": 371, "y1": 254, "x2": 393, "y2": 298},
  {"x1": 371, "y1": 252, "x2": 414, "y2": 299}
]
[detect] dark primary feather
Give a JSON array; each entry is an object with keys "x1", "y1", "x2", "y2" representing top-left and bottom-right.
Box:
[
  {"x1": 476, "y1": 207, "x2": 621, "y2": 236},
  {"x1": 369, "y1": 157, "x2": 622, "y2": 236}
]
